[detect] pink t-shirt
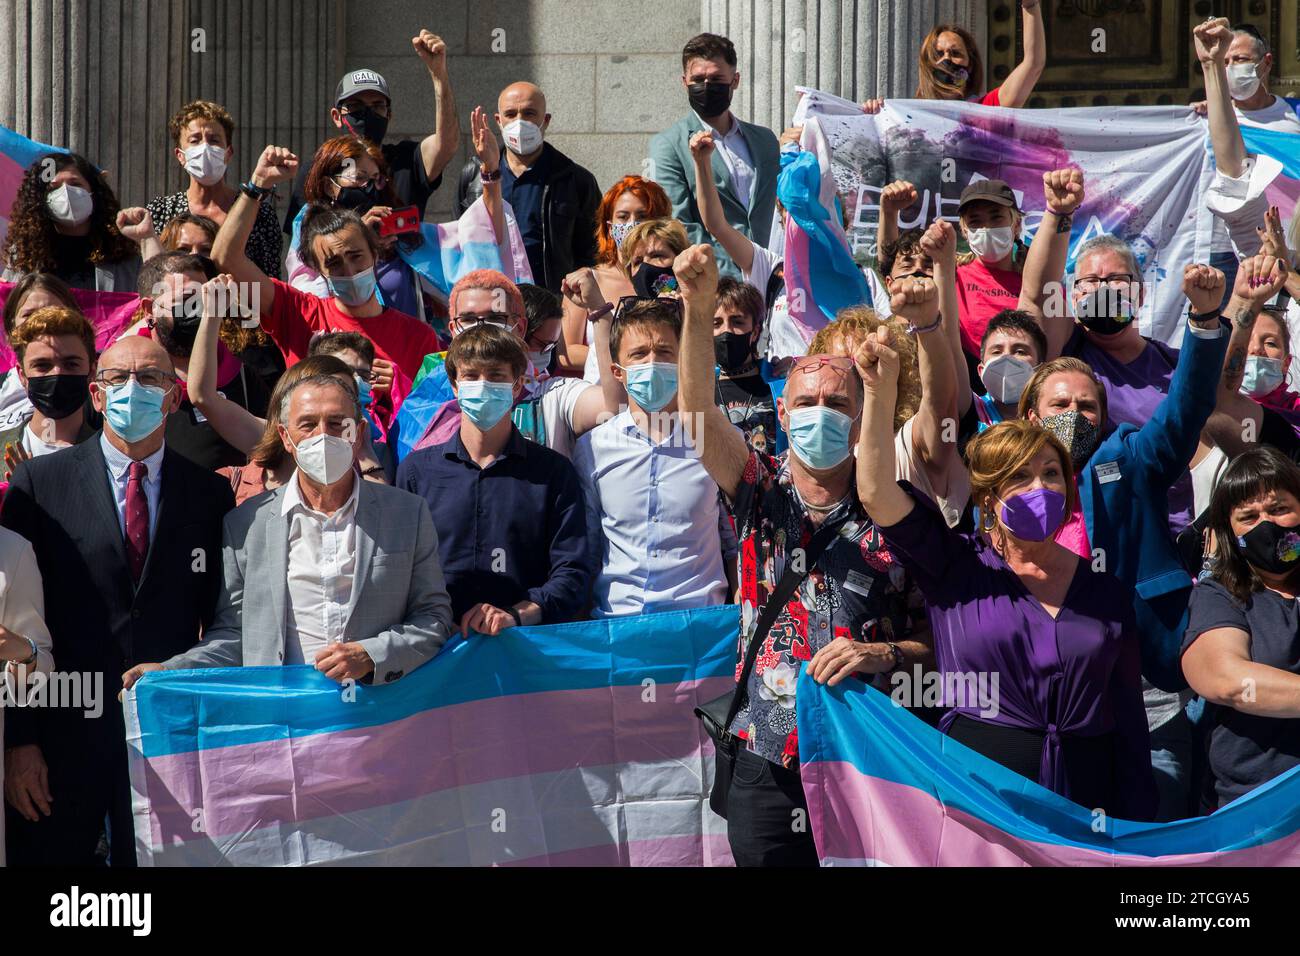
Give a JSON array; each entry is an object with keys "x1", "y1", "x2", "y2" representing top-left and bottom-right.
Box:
[{"x1": 956, "y1": 258, "x2": 1022, "y2": 356}]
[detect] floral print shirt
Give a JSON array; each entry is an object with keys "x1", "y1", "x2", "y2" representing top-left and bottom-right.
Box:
[{"x1": 727, "y1": 450, "x2": 917, "y2": 768}]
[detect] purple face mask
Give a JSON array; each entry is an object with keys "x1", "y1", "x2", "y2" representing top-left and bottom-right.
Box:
[{"x1": 997, "y1": 488, "x2": 1067, "y2": 542}]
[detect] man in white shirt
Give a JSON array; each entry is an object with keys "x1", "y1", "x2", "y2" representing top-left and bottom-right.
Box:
[
  {"x1": 574, "y1": 298, "x2": 729, "y2": 616},
  {"x1": 649, "y1": 32, "x2": 780, "y2": 278},
  {"x1": 126, "y1": 374, "x2": 454, "y2": 687}
]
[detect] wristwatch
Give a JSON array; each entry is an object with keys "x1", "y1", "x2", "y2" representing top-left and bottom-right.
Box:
[
  {"x1": 506, "y1": 606, "x2": 523, "y2": 627},
  {"x1": 240, "y1": 180, "x2": 272, "y2": 202},
  {"x1": 479, "y1": 165, "x2": 502, "y2": 184},
  {"x1": 885, "y1": 642, "x2": 905, "y2": 672}
]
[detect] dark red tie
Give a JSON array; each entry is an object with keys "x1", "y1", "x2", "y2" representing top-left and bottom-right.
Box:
[{"x1": 125, "y1": 460, "x2": 149, "y2": 582}]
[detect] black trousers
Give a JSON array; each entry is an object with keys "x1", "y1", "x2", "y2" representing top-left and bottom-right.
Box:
[{"x1": 725, "y1": 748, "x2": 819, "y2": 867}]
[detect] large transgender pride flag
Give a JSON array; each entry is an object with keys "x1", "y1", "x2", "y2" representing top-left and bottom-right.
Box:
[
  {"x1": 124, "y1": 606, "x2": 737, "y2": 866},
  {"x1": 798, "y1": 674, "x2": 1300, "y2": 866},
  {"x1": 0, "y1": 123, "x2": 65, "y2": 250}
]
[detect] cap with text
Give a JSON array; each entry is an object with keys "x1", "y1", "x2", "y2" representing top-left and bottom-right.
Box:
[{"x1": 335, "y1": 69, "x2": 391, "y2": 106}]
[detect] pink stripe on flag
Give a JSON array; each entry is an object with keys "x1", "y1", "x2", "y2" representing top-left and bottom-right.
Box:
[
  {"x1": 140, "y1": 675, "x2": 734, "y2": 847},
  {"x1": 804, "y1": 760, "x2": 1300, "y2": 866}
]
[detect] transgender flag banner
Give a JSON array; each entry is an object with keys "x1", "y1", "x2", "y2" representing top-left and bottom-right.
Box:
[
  {"x1": 798, "y1": 673, "x2": 1300, "y2": 866},
  {"x1": 124, "y1": 606, "x2": 736, "y2": 866}
]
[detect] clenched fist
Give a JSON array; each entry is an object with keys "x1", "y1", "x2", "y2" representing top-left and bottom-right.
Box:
[
  {"x1": 889, "y1": 274, "x2": 940, "y2": 328},
  {"x1": 673, "y1": 244, "x2": 719, "y2": 302},
  {"x1": 1043, "y1": 168, "x2": 1084, "y2": 217},
  {"x1": 879, "y1": 180, "x2": 918, "y2": 216},
  {"x1": 1182, "y1": 263, "x2": 1226, "y2": 315},
  {"x1": 251, "y1": 145, "x2": 299, "y2": 189}
]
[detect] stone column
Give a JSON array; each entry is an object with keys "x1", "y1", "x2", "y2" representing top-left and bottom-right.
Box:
[
  {"x1": 701, "y1": 0, "x2": 988, "y2": 133},
  {"x1": 0, "y1": 0, "x2": 339, "y2": 210}
]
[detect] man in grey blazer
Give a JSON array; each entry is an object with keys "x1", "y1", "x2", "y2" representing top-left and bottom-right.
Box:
[
  {"x1": 123, "y1": 373, "x2": 453, "y2": 688},
  {"x1": 649, "y1": 33, "x2": 781, "y2": 279}
]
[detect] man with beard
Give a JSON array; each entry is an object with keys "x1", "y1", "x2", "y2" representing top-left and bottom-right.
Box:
[{"x1": 135, "y1": 253, "x2": 270, "y2": 470}]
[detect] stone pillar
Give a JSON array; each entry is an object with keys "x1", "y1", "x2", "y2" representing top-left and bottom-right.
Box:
[
  {"x1": 0, "y1": 0, "x2": 339, "y2": 210},
  {"x1": 701, "y1": 0, "x2": 988, "y2": 133}
]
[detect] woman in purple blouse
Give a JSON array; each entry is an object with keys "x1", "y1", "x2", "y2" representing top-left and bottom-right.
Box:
[{"x1": 853, "y1": 320, "x2": 1157, "y2": 820}]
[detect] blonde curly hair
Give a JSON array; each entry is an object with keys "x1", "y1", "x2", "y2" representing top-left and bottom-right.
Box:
[{"x1": 807, "y1": 306, "x2": 920, "y2": 431}]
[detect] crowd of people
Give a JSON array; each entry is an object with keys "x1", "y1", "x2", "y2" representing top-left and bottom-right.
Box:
[{"x1": 2, "y1": 8, "x2": 1300, "y2": 869}]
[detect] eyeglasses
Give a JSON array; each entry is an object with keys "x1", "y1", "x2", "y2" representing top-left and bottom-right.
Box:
[
  {"x1": 790, "y1": 354, "x2": 854, "y2": 376},
  {"x1": 613, "y1": 295, "x2": 683, "y2": 320},
  {"x1": 453, "y1": 312, "x2": 514, "y2": 330},
  {"x1": 97, "y1": 368, "x2": 176, "y2": 389},
  {"x1": 1073, "y1": 273, "x2": 1136, "y2": 292},
  {"x1": 331, "y1": 173, "x2": 389, "y2": 192}
]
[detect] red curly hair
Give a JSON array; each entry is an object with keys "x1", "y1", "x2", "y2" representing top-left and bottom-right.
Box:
[
  {"x1": 595, "y1": 176, "x2": 671, "y2": 267},
  {"x1": 303, "y1": 136, "x2": 399, "y2": 207},
  {"x1": 3, "y1": 152, "x2": 136, "y2": 274}
]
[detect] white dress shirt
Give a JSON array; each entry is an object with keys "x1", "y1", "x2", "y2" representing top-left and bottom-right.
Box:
[
  {"x1": 712, "y1": 113, "x2": 756, "y2": 211},
  {"x1": 282, "y1": 472, "x2": 359, "y2": 665},
  {"x1": 573, "y1": 411, "x2": 728, "y2": 617},
  {"x1": 100, "y1": 433, "x2": 165, "y2": 541}
]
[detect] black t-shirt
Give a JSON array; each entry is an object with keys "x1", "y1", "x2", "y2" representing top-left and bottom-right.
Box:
[
  {"x1": 1260, "y1": 406, "x2": 1300, "y2": 463},
  {"x1": 716, "y1": 374, "x2": 776, "y2": 455},
  {"x1": 1183, "y1": 578, "x2": 1300, "y2": 807},
  {"x1": 282, "y1": 139, "x2": 443, "y2": 235},
  {"x1": 165, "y1": 363, "x2": 271, "y2": 470}
]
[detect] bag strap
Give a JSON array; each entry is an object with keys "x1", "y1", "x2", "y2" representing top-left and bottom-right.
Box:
[{"x1": 724, "y1": 513, "x2": 849, "y2": 732}]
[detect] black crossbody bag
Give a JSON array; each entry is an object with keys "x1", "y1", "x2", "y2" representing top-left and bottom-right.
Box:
[{"x1": 694, "y1": 516, "x2": 847, "y2": 819}]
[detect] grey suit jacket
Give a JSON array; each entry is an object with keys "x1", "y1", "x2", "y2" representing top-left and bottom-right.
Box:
[
  {"x1": 648, "y1": 112, "x2": 781, "y2": 278},
  {"x1": 163, "y1": 477, "x2": 454, "y2": 684}
]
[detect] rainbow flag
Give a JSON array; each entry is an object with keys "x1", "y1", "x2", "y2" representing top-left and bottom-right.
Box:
[
  {"x1": 0, "y1": 124, "x2": 66, "y2": 250},
  {"x1": 125, "y1": 606, "x2": 737, "y2": 866},
  {"x1": 798, "y1": 673, "x2": 1300, "y2": 866}
]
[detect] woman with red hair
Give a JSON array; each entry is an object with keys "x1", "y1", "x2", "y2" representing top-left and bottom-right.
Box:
[
  {"x1": 557, "y1": 175, "x2": 669, "y2": 374},
  {"x1": 859, "y1": 3, "x2": 1046, "y2": 115}
]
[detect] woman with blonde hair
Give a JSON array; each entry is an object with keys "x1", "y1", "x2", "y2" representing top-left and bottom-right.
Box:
[{"x1": 854, "y1": 321, "x2": 1156, "y2": 819}]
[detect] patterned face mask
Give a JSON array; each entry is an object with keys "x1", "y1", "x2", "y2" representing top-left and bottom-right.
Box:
[
  {"x1": 608, "y1": 219, "x2": 640, "y2": 249},
  {"x1": 1038, "y1": 409, "x2": 1100, "y2": 467}
]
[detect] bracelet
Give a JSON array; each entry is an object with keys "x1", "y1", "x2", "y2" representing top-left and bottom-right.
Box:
[
  {"x1": 506, "y1": 606, "x2": 523, "y2": 627},
  {"x1": 360, "y1": 465, "x2": 386, "y2": 478},
  {"x1": 886, "y1": 642, "x2": 904, "y2": 672},
  {"x1": 240, "y1": 180, "x2": 271, "y2": 201},
  {"x1": 9, "y1": 635, "x2": 37, "y2": 668},
  {"x1": 906, "y1": 314, "x2": 943, "y2": 336},
  {"x1": 586, "y1": 303, "x2": 614, "y2": 323},
  {"x1": 479, "y1": 166, "x2": 501, "y2": 184},
  {"x1": 1189, "y1": 307, "x2": 1222, "y2": 323}
]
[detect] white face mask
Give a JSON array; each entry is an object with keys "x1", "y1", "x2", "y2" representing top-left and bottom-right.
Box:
[
  {"x1": 967, "y1": 226, "x2": 1015, "y2": 263},
  {"x1": 980, "y1": 354, "x2": 1035, "y2": 405},
  {"x1": 1227, "y1": 62, "x2": 1262, "y2": 100},
  {"x1": 290, "y1": 432, "x2": 355, "y2": 486},
  {"x1": 46, "y1": 184, "x2": 94, "y2": 226},
  {"x1": 501, "y1": 118, "x2": 544, "y2": 156},
  {"x1": 183, "y1": 143, "x2": 229, "y2": 186}
]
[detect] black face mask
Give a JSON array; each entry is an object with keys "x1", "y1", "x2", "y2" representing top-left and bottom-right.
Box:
[
  {"x1": 687, "y1": 81, "x2": 734, "y2": 119},
  {"x1": 340, "y1": 106, "x2": 389, "y2": 146},
  {"x1": 714, "y1": 331, "x2": 754, "y2": 373},
  {"x1": 26, "y1": 373, "x2": 89, "y2": 421},
  {"x1": 1075, "y1": 287, "x2": 1138, "y2": 337},
  {"x1": 1236, "y1": 520, "x2": 1300, "y2": 574},
  {"x1": 333, "y1": 182, "x2": 379, "y2": 215},
  {"x1": 156, "y1": 298, "x2": 202, "y2": 357},
  {"x1": 632, "y1": 262, "x2": 678, "y2": 298},
  {"x1": 933, "y1": 59, "x2": 970, "y2": 88}
]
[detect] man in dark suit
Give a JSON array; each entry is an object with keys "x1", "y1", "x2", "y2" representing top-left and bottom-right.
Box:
[
  {"x1": 1, "y1": 333, "x2": 233, "y2": 867},
  {"x1": 649, "y1": 33, "x2": 781, "y2": 279}
]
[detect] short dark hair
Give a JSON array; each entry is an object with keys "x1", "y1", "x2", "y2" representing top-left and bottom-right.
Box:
[
  {"x1": 310, "y1": 331, "x2": 376, "y2": 366},
  {"x1": 298, "y1": 203, "x2": 378, "y2": 273},
  {"x1": 980, "y1": 309, "x2": 1048, "y2": 365},
  {"x1": 682, "y1": 33, "x2": 737, "y2": 71},
  {"x1": 446, "y1": 324, "x2": 527, "y2": 385},
  {"x1": 611, "y1": 299, "x2": 682, "y2": 362},
  {"x1": 518, "y1": 283, "x2": 563, "y2": 339},
  {"x1": 1207, "y1": 446, "x2": 1300, "y2": 602},
  {"x1": 138, "y1": 251, "x2": 218, "y2": 298},
  {"x1": 877, "y1": 227, "x2": 927, "y2": 279},
  {"x1": 716, "y1": 277, "x2": 765, "y2": 332}
]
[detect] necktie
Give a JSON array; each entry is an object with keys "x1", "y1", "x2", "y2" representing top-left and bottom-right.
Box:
[{"x1": 126, "y1": 460, "x2": 149, "y2": 582}]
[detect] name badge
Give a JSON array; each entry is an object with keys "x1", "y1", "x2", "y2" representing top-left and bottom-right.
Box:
[
  {"x1": 843, "y1": 570, "x2": 874, "y2": 597},
  {"x1": 1094, "y1": 461, "x2": 1122, "y2": 484}
]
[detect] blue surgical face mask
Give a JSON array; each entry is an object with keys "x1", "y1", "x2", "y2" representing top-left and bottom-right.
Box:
[
  {"x1": 618, "y1": 361, "x2": 678, "y2": 412},
  {"x1": 104, "y1": 378, "x2": 170, "y2": 443},
  {"x1": 458, "y1": 379, "x2": 517, "y2": 431},
  {"x1": 1241, "y1": 355, "x2": 1286, "y2": 398},
  {"x1": 786, "y1": 405, "x2": 856, "y2": 471},
  {"x1": 326, "y1": 267, "x2": 377, "y2": 308}
]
